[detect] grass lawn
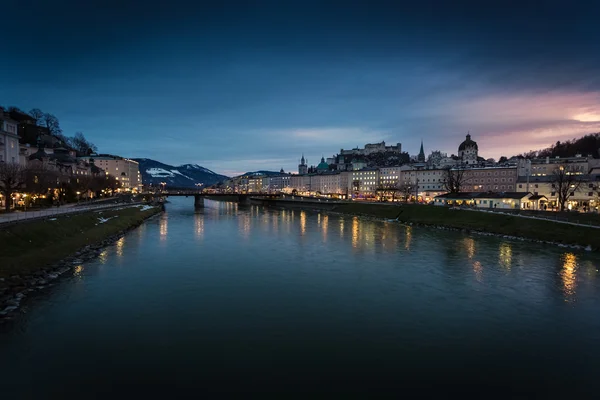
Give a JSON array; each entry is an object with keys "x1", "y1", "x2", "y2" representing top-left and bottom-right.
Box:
[
  {"x1": 333, "y1": 203, "x2": 600, "y2": 249},
  {"x1": 0, "y1": 205, "x2": 161, "y2": 278}
]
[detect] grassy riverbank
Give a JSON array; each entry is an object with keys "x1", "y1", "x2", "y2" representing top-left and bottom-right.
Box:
[
  {"x1": 0, "y1": 205, "x2": 161, "y2": 278},
  {"x1": 332, "y1": 203, "x2": 600, "y2": 249}
]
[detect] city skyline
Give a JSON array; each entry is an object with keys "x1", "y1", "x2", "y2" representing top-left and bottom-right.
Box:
[{"x1": 2, "y1": 1, "x2": 599, "y2": 176}]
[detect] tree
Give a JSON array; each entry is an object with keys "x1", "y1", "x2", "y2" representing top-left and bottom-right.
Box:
[
  {"x1": 0, "y1": 162, "x2": 27, "y2": 212},
  {"x1": 40, "y1": 113, "x2": 62, "y2": 137},
  {"x1": 25, "y1": 164, "x2": 58, "y2": 197},
  {"x1": 29, "y1": 108, "x2": 45, "y2": 123},
  {"x1": 498, "y1": 156, "x2": 508, "y2": 163},
  {"x1": 442, "y1": 167, "x2": 468, "y2": 194},
  {"x1": 552, "y1": 165, "x2": 584, "y2": 212},
  {"x1": 70, "y1": 132, "x2": 97, "y2": 156},
  {"x1": 398, "y1": 183, "x2": 413, "y2": 202}
]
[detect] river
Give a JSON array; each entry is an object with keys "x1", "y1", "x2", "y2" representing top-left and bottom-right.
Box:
[{"x1": 2, "y1": 198, "x2": 600, "y2": 395}]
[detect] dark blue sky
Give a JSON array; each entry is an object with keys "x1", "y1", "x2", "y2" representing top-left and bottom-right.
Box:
[{"x1": 3, "y1": 0, "x2": 599, "y2": 175}]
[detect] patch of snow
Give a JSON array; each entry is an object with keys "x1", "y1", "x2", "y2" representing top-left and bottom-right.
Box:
[
  {"x1": 138, "y1": 205, "x2": 155, "y2": 211},
  {"x1": 170, "y1": 170, "x2": 194, "y2": 180},
  {"x1": 146, "y1": 168, "x2": 175, "y2": 178},
  {"x1": 48, "y1": 218, "x2": 57, "y2": 221},
  {"x1": 97, "y1": 216, "x2": 117, "y2": 224}
]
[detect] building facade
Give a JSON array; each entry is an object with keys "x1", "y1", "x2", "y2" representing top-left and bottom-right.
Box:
[
  {"x1": 0, "y1": 112, "x2": 20, "y2": 164},
  {"x1": 461, "y1": 166, "x2": 517, "y2": 193},
  {"x1": 458, "y1": 134, "x2": 478, "y2": 165},
  {"x1": 351, "y1": 168, "x2": 380, "y2": 197},
  {"x1": 298, "y1": 155, "x2": 308, "y2": 175},
  {"x1": 340, "y1": 141, "x2": 402, "y2": 156},
  {"x1": 83, "y1": 155, "x2": 142, "y2": 192}
]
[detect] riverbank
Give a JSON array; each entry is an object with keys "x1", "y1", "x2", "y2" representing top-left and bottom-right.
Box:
[
  {"x1": 0, "y1": 204, "x2": 162, "y2": 320},
  {"x1": 261, "y1": 199, "x2": 600, "y2": 250}
]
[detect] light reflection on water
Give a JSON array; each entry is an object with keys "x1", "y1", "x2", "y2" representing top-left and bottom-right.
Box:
[
  {"x1": 115, "y1": 237, "x2": 125, "y2": 257},
  {"x1": 159, "y1": 215, "x2": 168, "y2": 241},
  {"x1": 562, "y1": 253, "x2": 577, "y2": 301},
  {"x1": 499, "y1": 242, "x2": 512, "y2": 270},
  {"x1": 3, "y1": 199, "x2": 600, "y2": 395}
]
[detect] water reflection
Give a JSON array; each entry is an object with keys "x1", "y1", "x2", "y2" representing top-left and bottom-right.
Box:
[
  {"x1": 463, "y1": 237, "x2": 475, "y2": 259},
  {"x1": 322, "y1": 215, "x2": 328, "y2": 241},
  {"x1": 73, "y1": 265, "x2": 84, "y2": 277},
  {"x1": 352, "y1": 217, "x2": 359, "y2": 248},
  {"x1": 98, "y1": 250, "x2": 108, "y2": 264},
  {"x1": 404, "y1": 226, "x2": 412, "y2": 250},
  {"x1": 115, "y1": 237, "x2": 125, "y2": 257},
  {"x1": 561, "y1": 253, "x2": 577, "y2": 301},
  {"x1": 499, "y1": 242, "x2": 512, "y2": 270},
  {"x1": 159, "y1": 216, "x2": 168, "y2": 241},
  {"x1": 339, "y1": 218, "x2": 344, "y2": 239},
  {"x1": 194, "y1": 213, "x2": 204, "y2": 239},
  {"x1": 300, "y1": 211, "x2": 306, "y2": 236},
  {"x1": 239, "y1": 214, "x2": 250, "y2": 239},
  {"x1": 473, "y1": 261, "x2": 483, "y2": 282}
]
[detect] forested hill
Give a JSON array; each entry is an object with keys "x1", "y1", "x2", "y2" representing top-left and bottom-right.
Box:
[{"x1": 520, "y1": 133, "x2": 600, "y2": 159}]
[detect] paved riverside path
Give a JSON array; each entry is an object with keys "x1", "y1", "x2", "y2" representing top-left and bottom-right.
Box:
[{"x1": 0, "y1": 202, "x2": 143, "y2": 225}]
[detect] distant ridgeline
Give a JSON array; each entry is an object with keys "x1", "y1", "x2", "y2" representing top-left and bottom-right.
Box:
[
  {"x1": 519, "y1": 133, "x2": 600, "y2": 159},
  {"x1": 133, "y1": 158, "x2": 229, "y2": 188}
]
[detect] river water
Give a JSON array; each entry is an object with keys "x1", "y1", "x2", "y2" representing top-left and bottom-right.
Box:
[{"x1": 2, "y1": 199, "x2": 600, "y2": 395}]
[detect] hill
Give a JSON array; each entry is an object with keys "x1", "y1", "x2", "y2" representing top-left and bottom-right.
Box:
[
  {"x1": 133, "y1": 159, "x2": 229, "y2": 188},
  {"x1": 520, "y1": 133, "x2": 600, "y2": 159}
]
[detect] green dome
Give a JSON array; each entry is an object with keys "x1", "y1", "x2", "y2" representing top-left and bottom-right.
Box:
[{"x1": 317, "y1": 157, "x2": 329, "y2": 170}]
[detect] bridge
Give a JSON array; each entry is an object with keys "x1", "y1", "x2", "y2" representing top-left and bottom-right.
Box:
[{"x1": 142, "y1": 191, "x2": 281, "y2": 207}]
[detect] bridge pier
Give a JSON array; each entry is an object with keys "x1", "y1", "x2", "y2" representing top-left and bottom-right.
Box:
[
  {"x1": 237, "y1": 194, "x2": 251, "y2": 205},
  {"x1": 194, "y1": 194, "x2": 204, "y2": 208}
]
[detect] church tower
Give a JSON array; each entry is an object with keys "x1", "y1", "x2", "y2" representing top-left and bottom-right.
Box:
[
  {"x1": 298, "y1": 154, "x2": 308, "y2": 175},
  {"x1": 417, "y1": 140, "x2": 425, "y2": 162}
]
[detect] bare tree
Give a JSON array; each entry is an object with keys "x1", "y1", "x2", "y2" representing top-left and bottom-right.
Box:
[
  {"x1": 398, "y1": 183, "x2": 413, "y2": 202},
  {"x1": 552, "y1": 165, "x2": 584, "y2": 211},
  {"x1": 40, "y1": 113, "x2": 63, "y2": 137},
  {"x1": 25, "y1": 164, "x2": 58, "y2": 196},
  {"x1": 0, "y1": 162, "x2": 27, "y2": 211},
  {"x1": 352, "y1": 179, "x2": 360, "y2": 196},
  {"x1": 70, "y1": 132, "x2": 98, "y2": 156},
  {"x1": 443, "y1": 167, "x2": 468, "y2": 194},
  {"x1": 29, "y1": 108, "x2": 44, "y2": 123}
]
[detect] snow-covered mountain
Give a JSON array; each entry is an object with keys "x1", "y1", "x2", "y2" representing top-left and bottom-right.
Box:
[{"x1": 133, "y1": 159, "x2": 229, "y2": 188}]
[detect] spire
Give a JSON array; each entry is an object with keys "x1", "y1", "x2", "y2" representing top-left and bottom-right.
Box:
[
  {"x1": 300, "y1": 153, "x2": 305, "y2": 165},
  {"x1": 418, "y1": 139, "x2": 425, "y2": 162}
]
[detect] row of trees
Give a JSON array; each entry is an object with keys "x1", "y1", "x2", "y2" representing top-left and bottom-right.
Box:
[{"x1": 0, "y1": 162, "x2": 120, "y2": 211}]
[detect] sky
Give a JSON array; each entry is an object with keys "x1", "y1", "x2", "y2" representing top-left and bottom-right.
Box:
[{"x1": 2, "y1": 0, "x2": 600, "y2": 176}]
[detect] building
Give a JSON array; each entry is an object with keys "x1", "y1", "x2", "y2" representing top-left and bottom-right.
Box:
[
  {"x1": 316, "y1": 157, "x2": 329, "y2": 173},
  {"x1": 516, "y1": 155, "x2": 595, "y2": 178},
  {"x1": 340, "y1": 141, "x2": 402, "y2": 157},
  {"x1": 351, "y1": 168, "x2": 380, "y2": 197},
  {"x1": 312, "y1": 171, "x2": 350, "y2": 196},
  {"x1": 0, "y1": 111, "x2": 20, "y2": 164},
  {"x1": 434, "y1": 192, "x2": 539, "y2": 210},
  {"x1": 516, "y1": 173, "x2": 600, "y2": 211},
  {"x1": 267, "y1": 173, "x2": 291, "y2": 192},
  {"x1": 458, "y1": 134, "x2": 478, "y2": 165},
  {"x1": 399, "y1": 167, "x2": 446, "y2": 201},
  {"x1": 82, "y1": 155, "x2": 142, "y2": 192},
  {"x1": 298, "y1": 154, "x2": 308, "y2": 175},
  {"x1": 461, "y1": 166, "x2": 518, "y2": 193},
  {"x1": 247, "y1": 175, "x2": 264, "y2": 192}
]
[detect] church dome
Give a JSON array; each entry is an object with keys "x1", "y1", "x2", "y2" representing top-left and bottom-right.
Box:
[
  {"x1": 458, "y1": 134, "x2": 478, "y2": 151},
  {"x1": 317, "y1": 156, "x2": 329, "y2": 170}
]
